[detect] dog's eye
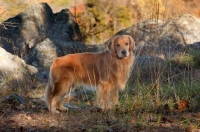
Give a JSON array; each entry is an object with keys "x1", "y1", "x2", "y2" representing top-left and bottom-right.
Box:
[
  {"x1": 116, "y1": 44, "x2": 120, "y2": 47},
  {"x1": 125, "y1": 43, "x2": 129, "y2": 46}
]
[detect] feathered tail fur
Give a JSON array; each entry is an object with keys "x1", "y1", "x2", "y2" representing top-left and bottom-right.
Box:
[{"x1": 44, "y1": 70, "x2": 54, "y2": 111}]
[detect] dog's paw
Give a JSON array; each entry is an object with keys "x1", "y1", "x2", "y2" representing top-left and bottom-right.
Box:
[
  {"x1": 58, "y1": 106, "x2": 68, "y2": 112},
  {"x1": 51, "y1": 110, "x2": 60, "y2": 114}
]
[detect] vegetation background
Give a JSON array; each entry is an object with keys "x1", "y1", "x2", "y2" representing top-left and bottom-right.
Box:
[
  {"x1": 0, "y1": 0, "x2": 200, "y2": 44},
  {"x1": 0, "y1": 0, "x2": 200, "y2": 131}
]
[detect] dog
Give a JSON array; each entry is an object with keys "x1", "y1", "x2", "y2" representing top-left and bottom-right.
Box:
[{"x1": 45, "y1": 35, "x2": 135, "y2": 113}]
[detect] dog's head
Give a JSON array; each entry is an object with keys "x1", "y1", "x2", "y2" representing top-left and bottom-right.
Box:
[{"x1": 108, "y1": 35, "x2": 135, "y2": 58}]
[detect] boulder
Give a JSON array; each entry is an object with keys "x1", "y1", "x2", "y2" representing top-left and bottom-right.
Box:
[
  {"x1": 0, "y1": 47, "x2": 38, "y2": 88},
  {"x1": 0, "y1": 3, "x2": 82, "y2": 57},
  {"x1": 130, "y1": 56, "x2": 165, "y2": 83},
  {"x1": 114, "y1": 14, "x2": 200, "y2": 59}
]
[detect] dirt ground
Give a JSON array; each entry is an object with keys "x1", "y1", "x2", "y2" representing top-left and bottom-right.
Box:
[{"x1": 1, "y1": 93, "x2": 200, "y2": 132}]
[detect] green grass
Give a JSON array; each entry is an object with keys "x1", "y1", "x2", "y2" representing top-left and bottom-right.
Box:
[{"x1": 121, "y1": 81, "x2": 200, "y2": 111}]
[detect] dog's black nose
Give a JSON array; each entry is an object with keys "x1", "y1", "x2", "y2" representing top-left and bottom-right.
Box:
[{"x1": 121, "y1": 50, "x2": 127, "y2": 55}]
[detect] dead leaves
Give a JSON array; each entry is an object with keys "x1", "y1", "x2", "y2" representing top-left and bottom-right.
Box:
[
  {"x1": 163, "y1": 100, "x2": 190, "y2": 113},
  {"x1": 12, "y1": 113, "x2": 33, "y2": 121},
  {"x1": 16, "y1": 104, "x2": 26, "y2": 110},
  {"x1": 174, "y1": 100, "x2": 189, "y2": 112},
  {"x1": 177, "y1": 100, "x2": 189, "y2": 110},
  {"x1": 160, "y1": 122, "x2": 172, "y2": 128}
]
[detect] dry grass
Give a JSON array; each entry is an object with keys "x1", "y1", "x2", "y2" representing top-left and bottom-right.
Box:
[{"x1": 0, "y1": 76, "x2": 200, "y2": 131}]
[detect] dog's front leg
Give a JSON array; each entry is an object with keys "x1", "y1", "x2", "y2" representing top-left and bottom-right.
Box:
[
  {"x1": 110, "y1": 87, "x2": 119, "y2": 106},
  {"x1": 96, "y1": 81, "x2": 111, "y2": 110}
]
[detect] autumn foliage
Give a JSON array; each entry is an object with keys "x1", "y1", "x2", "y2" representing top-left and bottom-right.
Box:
[{"x1": 0, "y1": 0, "x2": 200, "y2": 44}]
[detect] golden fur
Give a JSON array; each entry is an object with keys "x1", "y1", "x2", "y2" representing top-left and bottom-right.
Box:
[{"x1": 45, "y1": 35, "x2": 135, "y2": 113}]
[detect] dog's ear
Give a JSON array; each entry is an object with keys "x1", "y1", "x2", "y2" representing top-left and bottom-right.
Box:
[
  {"x1": 108, "y1": 36, "x2": 116, "y2": 53},
  {"x1": 128, "y1": 36, "x2": 135, "y2": 51}
]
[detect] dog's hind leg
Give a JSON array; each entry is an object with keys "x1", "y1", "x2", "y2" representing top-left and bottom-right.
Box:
[
  {"x1": 50, "y1": 77, "x2": 74, "y2": 113},
  {"x1": 50, "y1": 95, "x2": 60, "y2": 113},
  {"x1": 56, "y1": 85, "x2": 73, "y2": 112},
  {"x1": 57, "y1": 95, "x2": 68, "y2": 112}
]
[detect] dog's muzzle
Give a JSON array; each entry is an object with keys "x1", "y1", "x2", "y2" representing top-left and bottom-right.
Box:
[{"x1": 121, "y1": 50, "x2": 128, "y2": 57}]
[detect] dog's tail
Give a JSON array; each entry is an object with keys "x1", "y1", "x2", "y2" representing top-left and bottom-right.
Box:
[{"x1": 44, "y1": 68, "x2": 55, "y2": 111}]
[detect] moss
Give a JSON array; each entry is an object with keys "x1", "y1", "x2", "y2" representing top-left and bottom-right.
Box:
[
  {"x1": 189, "y1": 49, "x2": 200, "y2": 68},
  {"x1": 170, "y1": 54, "x2": 198, "y2": 68}
]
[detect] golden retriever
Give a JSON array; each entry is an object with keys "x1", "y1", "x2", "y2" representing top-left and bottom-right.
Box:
[{"x1": 45, "y1": 35, "x2": 135, "y2": 113}]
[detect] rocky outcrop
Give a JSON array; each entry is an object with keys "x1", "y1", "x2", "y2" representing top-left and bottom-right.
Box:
[
  {"x1": 0, "y1": 47, "x2": 38, "y2": 88},
  {"x1": 114, "y1": 14, "x2": 200, "y2": 59},
  {"x1": 0, "y1": 3, "x2": 82, "y2": 56},
  {"x1": 0, "y1": 3, "x2": 82, "y2": 88}
]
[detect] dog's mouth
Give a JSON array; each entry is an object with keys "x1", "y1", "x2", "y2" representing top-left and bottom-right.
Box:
[
  {"x1": 123, "y1": 54, "x2": 128, "y2": 57},
  {"x1": 117, "y1": 54, "x2": 128, "y2": 59}
]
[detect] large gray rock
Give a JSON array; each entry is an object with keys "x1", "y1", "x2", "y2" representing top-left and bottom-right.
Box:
[
  {"x1": 114, "y1": 14, "x2": 200, "y2": 59},
  {"x1": 0, "y1": 47, "x2": 38, "y2": 88},
  {"x1": 0, "y1": 3, "x2": 82, "y2": 57}
]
